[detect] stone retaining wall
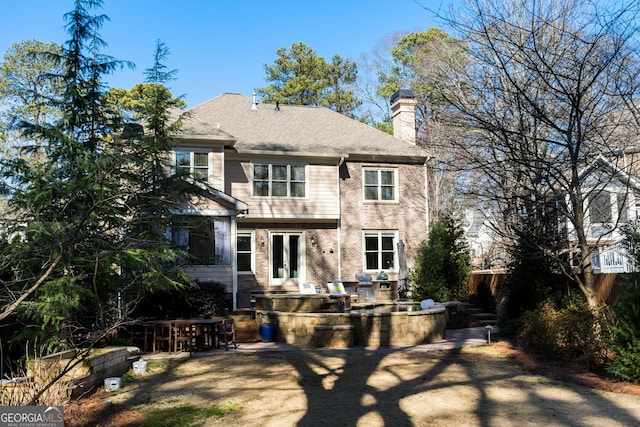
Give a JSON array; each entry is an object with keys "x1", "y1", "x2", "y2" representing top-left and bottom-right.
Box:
[
  {"x1": 28, "y1": 347, "x2": 132, "y2": 397},
  {"x1": 256, "y1": 307, "x2": 446, "y2": 348}
]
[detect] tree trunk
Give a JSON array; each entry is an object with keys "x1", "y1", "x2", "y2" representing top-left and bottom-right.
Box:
[{"x1": 575, "y1": 238, "x2": 598, "y2": 308}]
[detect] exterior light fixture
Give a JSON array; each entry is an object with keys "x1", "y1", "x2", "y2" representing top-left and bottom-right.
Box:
[{"x1": 485, "y1": 325, "x2": 493, "y2": 344}]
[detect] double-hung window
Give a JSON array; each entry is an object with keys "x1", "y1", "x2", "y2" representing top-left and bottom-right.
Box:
[
  {"x1": 175, "y1": 151, "x2": 209, "y2": 180},
  {"x1": 589, "y1": 191, "x2": 612, "y2": 224},
  {"x1": 364, "y1": 168, "x2": 397, "y2": 201},
  {"x1": 253, "y1": 163, "x2": 306, "y2": 198},
  {"x1": 589, "y1": 191, "x2": 632, "y2": 225},
  {"x1": 237, "y1": 232, "x2": 254, "y2": 273},
  {"x1": 364, "y1": 231, "x2": 397, "y2": 271}
]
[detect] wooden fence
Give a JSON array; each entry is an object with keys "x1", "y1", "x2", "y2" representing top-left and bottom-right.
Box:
[{"x1": 469, "y1": 270, "x2": 630, "y2": 305}]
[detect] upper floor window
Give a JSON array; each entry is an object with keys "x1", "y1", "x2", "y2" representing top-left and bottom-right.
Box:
[
  {"x1": 175, "y1": 151, "x2": 208, "y2": 180},
  {"x1": 590, "y1": 191, "x2": 612, "y2": 223},
  {"x1": 617, "y1": 193, "x2": 629, "y2": 223},
  {"x1": 253, "y1": 163, "x2": 306, "y2": 198},
  {"x1": 364, "y1": 231, "x2": 397, "y2": 271},
  {"x1": 363, "y1": 168, "x2": 397, "y2": 201}
]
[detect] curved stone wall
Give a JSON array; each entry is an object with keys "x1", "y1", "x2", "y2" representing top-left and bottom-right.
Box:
[{"x1": 256, "y1": 306, "x2": 447, "y2": 348}]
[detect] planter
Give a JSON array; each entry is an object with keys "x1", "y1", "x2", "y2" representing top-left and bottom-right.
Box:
[{"x1": 259, "y1": 325, "x2": 276, "y2": 342}]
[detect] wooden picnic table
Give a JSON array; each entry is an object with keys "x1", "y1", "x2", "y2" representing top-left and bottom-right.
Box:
[{"x1": 150, "y1": 318, "x2": 224, "y2": 354}]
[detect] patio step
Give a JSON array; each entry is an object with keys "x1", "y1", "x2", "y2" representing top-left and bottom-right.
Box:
[
  {"x1": 470, "y1": 312, "x2": 497, "y2": 321},
  {"x1": 469, "y1": 311, "x2": 497, "y2": 326},
  {"x1": 460, "y1": 303, "x2": 497, "y2": 327}
]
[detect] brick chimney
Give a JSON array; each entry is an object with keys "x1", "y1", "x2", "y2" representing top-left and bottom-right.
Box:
[{"x1": 390, "y1": 90, "x2": 416, "y2": 144}]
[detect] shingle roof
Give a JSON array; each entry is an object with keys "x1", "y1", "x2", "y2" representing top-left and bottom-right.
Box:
[{"x1": 179, "y1": 93, "x2": 428, "y2": 161}]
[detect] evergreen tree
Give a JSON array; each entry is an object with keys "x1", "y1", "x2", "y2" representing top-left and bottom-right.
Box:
[
  {"x1": 0, "y1": 1, "x2": 190, "y2": 354},
  {"x1": 103, "y1": 82, "x2": 186, "y2": 124},
  {"x1": 411, "y1": 215, "x2": 471, "y2": 301},
  {"x1": 258, "y1": 42, "x2": 361, "y2": 117},
  {"x1": 497, "y1": 229, "x2": 562, "y2": 333},
  {"x1": 357, "y1": 28, "x2": 464, "y2": 135},
  {"x1": 111, "y1": 39, "x2": 196, "y2": 316},
  {"x1": 0, "y1": 0, "x2": 130, "y2": 345},
  {"x1": 607, "y1": 220, "x2": 640, "y2": 382},
  {"x1": 0, "y1": 40, "x2": 64, "y2": 161},
  {"x1": 377, "y1": 28, "x2": 461, "y2": 109}
]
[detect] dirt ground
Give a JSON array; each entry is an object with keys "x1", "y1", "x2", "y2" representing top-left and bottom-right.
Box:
[{"x1": 65, "y1": 339, "x2": 640, "y2": 427}]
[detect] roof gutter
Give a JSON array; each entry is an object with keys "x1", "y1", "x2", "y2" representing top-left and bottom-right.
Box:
[
  {"x1": 226, "y1": 149, "x2": 350, "y2": 160},
  {"x1": 177, "y1": 134, "x2": 237, "y2": 147}
]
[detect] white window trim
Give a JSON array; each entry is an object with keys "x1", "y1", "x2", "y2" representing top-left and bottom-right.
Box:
[
  {"x1": 168, "y1": 217, "x2": 232, "y2": 266},
  {"x1": 252, "y1": 163, "x2": 307, "y2": 199},
  {"x1": 362, "y1": 167, "x2": 398, "y2": 203},
  {"x1": 587, "y1": 190, "x2": 633, "y2": 224},
  {"x1": 237, "y1": 231, "x2": 255, "y2": 274},
  {"x1": 362, "y1": 230, "x2": 399, "y2": 272},
  {"x1": 173, "y1": 150, "x2": 212, "y2": 182}
]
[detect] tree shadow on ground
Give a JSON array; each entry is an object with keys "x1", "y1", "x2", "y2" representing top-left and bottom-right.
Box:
[
  {"x1": 76, "y1": 345, "x2": 640, "y2": 426},
  {"x1": 283, "y1": 347, "x2": 640, "y2": 426}
]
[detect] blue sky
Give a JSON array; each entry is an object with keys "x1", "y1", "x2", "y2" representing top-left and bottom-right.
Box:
[{"x1": 1, "y1": 0, "x2": 451, "y2": 108}]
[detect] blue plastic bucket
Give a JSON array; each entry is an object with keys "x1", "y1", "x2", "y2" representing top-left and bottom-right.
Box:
[{"x1": 259, "y1": 325, "x2": 276, "y2": 342}]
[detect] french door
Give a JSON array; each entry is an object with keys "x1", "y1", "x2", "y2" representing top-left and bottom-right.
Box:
[{"x1": 270, "y1": 232, "x2": 304, "y2": 285}]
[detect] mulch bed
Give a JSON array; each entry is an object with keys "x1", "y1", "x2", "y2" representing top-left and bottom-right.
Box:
[
  {"x1": 65, "y1": 393, "x2": 144, "y2": 427},
  {"x1": 493, "y1": 339, "x2": 640, "y2": 396}
]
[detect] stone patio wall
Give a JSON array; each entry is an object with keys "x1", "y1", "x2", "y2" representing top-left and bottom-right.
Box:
[{"x1": 256, "y1": 307, "x2": 446, "y2": 348}]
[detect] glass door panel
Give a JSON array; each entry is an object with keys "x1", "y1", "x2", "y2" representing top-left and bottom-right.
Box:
[
  {"x1": 288, "y1": 234, "x2": 300, "y2": 279},
  {"x1": 271, "y1": 232, "x2": 304, "y2": 285},
  {"x1": 272, "y1": 234, "x2": 285, "y2": 279}
]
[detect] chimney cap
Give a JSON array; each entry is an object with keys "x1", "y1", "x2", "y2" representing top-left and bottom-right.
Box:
[{"x1": 390, "y1": 89, "x2": 415, "y2": 105}]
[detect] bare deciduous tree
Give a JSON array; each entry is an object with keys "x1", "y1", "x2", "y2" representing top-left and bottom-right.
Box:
[
  {"x1": 433, "y1": 0, "x2": 640, "y2": 307},
  {"x1": 357, "y1": 28, "x2": 471, "y2": 221}
]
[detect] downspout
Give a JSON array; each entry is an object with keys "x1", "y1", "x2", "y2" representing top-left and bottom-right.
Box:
[
  {"x1": 338, "y1": 157, "x2": 345, "y2": 279},
  {"x1": 231, "y1": 215, "x2": 238, "y2": 310},
  {"x1": 424, "y1": 158, "x2": 430, "y2": 231}
]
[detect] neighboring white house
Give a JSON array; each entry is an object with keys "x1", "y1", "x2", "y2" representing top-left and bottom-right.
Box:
[
  {"x1": 573, "y1": 156, "x2": 640, "y2": 273},
  {"x1": 462, "y1": 155, "x2": 640, "y2": 275},
  {"x1": 463, "y1": 207, "x2": 503, "y2": 270}
]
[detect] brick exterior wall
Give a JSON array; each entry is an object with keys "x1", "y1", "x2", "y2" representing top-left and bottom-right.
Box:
[
  {"x1": 236, "y1": 160, "x2": 428, "y2": 301},
  {"x1": 237, "y1": 223, "x2": 341, "y2": 294},
  {"x1": 339, "y1": 161, "x2": 428, "y2": 281}
]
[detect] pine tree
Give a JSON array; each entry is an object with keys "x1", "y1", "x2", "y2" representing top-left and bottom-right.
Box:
[
  {"x1": 0, "y1": 1, "x2": 191, "y2": 353},
  {"x1": 258, "y1": 42, "x2": 361, "y2": 116},
  {"x1": 411, "y1": 215, "x2": 471, "y2": 301}
]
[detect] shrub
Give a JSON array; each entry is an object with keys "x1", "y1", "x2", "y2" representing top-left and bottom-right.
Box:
[
  {"x1": 184, "y1": 280, "x2": 228, "y2": 318},
  {"x1": 411, "y1": 215, "x2": 470, "y2": 302},
  {"x1": 518, "y1": 296, "x2": 609, "y2": 367},
  {"x1": 132, "y1": 280, "x2": 228, "y2": 319},
  {"x1": 607, "y1": 280, "x2": 640, "y2": 383},
  {"x1": 607, "y1": 221, "x2": 640, "y2": 383},
  {"x1": 497, "y1": 246, "x2": 564, "y2": 334}
]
